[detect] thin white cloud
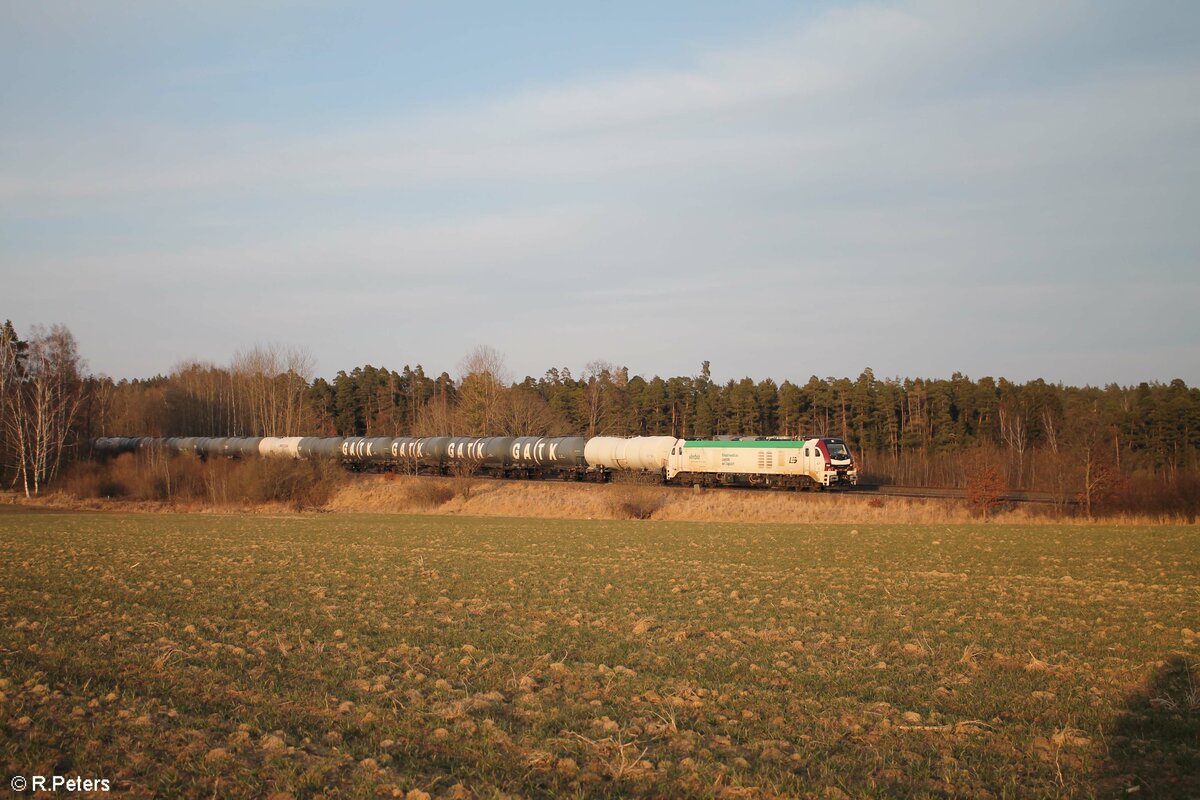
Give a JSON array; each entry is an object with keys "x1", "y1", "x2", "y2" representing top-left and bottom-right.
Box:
[
  {"x1": 6, "y1": 1, "x2": 1186, "y2": 202},
  {"x1": 2, "y1": 0, "x2": 1197, "y2": 384}
]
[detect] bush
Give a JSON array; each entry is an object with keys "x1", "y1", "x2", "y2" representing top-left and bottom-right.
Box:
[
  {"x1": 239, "y1": 458, "x2": 345, "y2": 509},
  {"x1": 403, "y1": 478, "x2": 455, "y2": 509},
  {"x1": 449, "y1": 460, "x2": 482, "y2": 500},
  {"x1": 609, "y1": 486, "x2": 666, "y2": 520},
  {"x1": 1107, "y1": 473, "x2": 1200, "y2": 521},
  {"x1": 56, "y1": 452, "x2": 344, "y2": 509},
  {"x1": 965, "y1": 463, "x2": 1005, "y2": 519},
  {"x1": 60, "y1": 461, "x2": 118, "y2": 498}
]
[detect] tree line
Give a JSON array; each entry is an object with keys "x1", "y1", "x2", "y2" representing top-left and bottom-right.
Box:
[{"x1": 2, "y1": 324, "x2": 1197, "y2": 514}]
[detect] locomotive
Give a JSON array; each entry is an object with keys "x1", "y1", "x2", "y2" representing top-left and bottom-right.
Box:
[{"x1": 92, "y1": 434, "x2": 858, "y2": 489}]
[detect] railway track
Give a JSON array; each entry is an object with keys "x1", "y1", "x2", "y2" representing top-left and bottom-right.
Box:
[
  {"x1": 846, "y1": 484, "x2": 1073, "y2": 505},
  {"x1": 610, "y1": 473, "x2": 1072, "y2": 506}
]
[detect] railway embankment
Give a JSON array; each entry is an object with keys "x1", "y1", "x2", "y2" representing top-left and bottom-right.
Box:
[
  {"x1": 324, "y1": 475, "x2": 1176, "y2": 525},
  {"x1": 17, "y1": 471, "x2": 1194, "y2": 525}
]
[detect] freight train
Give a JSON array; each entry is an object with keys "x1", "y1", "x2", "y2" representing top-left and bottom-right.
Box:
[{"x1": 92, "y1": 434, "x2": 858, "y2": 488}]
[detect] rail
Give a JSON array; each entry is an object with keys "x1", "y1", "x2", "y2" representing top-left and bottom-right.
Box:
[{"x1": 846, "y1": 484, "x2": 1076, "y2": 505}]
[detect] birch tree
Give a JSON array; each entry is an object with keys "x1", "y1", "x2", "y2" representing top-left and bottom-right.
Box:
[
  {"x1": 2, "y1": 325, "x2": 87, "y2": 495},
  {"x1": 0, "y1": 321, "x2": 26, "y2": 490}
]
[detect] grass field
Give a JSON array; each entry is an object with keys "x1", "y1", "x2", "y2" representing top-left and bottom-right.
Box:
[{"x1": 1, "y1": 511, "x2": 1196, "y2": 799}]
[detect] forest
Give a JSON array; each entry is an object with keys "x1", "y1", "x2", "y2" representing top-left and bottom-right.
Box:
[{"x1": 2, "y1": 321, "x2": 1197, "y2": 516}]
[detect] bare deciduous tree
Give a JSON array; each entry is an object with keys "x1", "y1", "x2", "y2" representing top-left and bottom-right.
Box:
[
  {"x1": 501, "y1": 387, "x2": 561, "y2": 436},
  {"x1": 456, "y1": 345, "x2": 509, "y2": 435},
  {"x1": 231, "y1": 344, "x2": 314, "y2": 436},
  {"x1": 0, "y1": 321, "x2": 24, "y2": 489},
  {"x1": 998, "y1": 401, "x2": 1027, "y2": 488},
  {"x1": 582, "y1": 360, "x2": 616, "y2": 437},
  {"x1": 1067, "y1": 404, "x2": 1114, "y2": 519},
  {"x1": 413, "y1": 392, "x2": 456, "y2": 437},
  {"x1": 1041, "y1": 407, "x2": 1060, "y2": 455},
  {"x1": 2, "y1": 325, "x2": 87, "y2": 495}
]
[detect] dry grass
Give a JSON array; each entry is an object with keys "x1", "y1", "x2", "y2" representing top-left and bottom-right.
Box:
[
  {"x1": 326, "y1": 475, "x2": 1197, "y2": 526},
  {"x1": 39, "y1": 465, "x2": 1200, "y2": 526},
  {"x1": 325, "y1": 475, "x2": 456, "y2": 513}
]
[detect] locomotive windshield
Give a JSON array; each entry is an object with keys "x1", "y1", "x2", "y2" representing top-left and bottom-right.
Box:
[{"x1": 825, "y1": 441, "x2": 851, "y2": 461}]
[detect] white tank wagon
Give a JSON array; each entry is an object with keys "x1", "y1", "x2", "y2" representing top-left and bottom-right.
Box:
[
  {"x1": 258, "y1": 437, "x2": 305, "y2": 459},
  {"x1": 93, "y1": 433, "x2": 857, "y2": 488},
  {"x1": 584, "y1": 436, "x2": 677, "y2": 474}
]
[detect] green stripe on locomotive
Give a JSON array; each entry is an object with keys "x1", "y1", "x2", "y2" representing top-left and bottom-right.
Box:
[{"x1": 683, "y1": 440, "x2": 820, "y2": 449}]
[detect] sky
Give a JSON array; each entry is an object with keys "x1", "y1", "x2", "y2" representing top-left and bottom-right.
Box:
[{"x1": 2, "y1": 0, "x2": 1198, "y2": 386}]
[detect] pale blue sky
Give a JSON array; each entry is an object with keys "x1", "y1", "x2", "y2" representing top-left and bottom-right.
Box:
[{"x1": 2, "y1": 1, "x2": 1198, "y2": 385}]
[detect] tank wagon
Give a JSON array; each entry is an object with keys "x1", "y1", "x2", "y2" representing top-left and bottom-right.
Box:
[{"x1": 93, "y1": 434, "x2": 857, "y2": 488}]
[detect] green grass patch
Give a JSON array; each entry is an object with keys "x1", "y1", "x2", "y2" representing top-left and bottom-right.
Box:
[{"x1": 1, "y1": 512, "x2": 1197, "y2": 798}]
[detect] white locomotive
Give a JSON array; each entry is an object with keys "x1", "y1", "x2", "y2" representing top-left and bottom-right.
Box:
[{"x1": 584, "y1": 436, "x2": 856, "y2": 488}]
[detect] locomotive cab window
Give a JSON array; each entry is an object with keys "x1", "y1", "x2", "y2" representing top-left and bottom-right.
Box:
[{"x1": 825, "y1": 441, "x2": 851, "y2": 460}]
